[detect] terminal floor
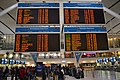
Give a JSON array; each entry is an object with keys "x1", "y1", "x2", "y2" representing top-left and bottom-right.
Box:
[{"x1": 65, "y1": 70, "x2": 120, "y2": 80}]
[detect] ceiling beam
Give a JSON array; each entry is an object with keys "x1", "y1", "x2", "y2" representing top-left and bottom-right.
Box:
[
  {"x1": 106, "y1": 13, "x2": 120, "y2": 24},
  {"x1": 108, "y1": 0, "x2": 120, "y2": 9},
  {"x1": 116, "y1": 30, "x2": 120, "y2": 34},
  {"x1": 0, "y1": 7, "x2": 16, "y2": 21},
  {"x1": 107, "y1": 22, "x2": 120, "y2": 33},
  {"x1": 0, "y1": 3, "x2": 18, "y2": 17},
  {"x1": 0, "y1": 31, "x2": 5, "y2": 35},
  {"x1": 103, "y1": 7, "x2": 120, "y2": 20}
]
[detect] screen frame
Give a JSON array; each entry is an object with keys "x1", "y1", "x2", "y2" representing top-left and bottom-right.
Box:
[
  {"x1": 63, "y1": 8, "x2": 105, "y2": 25},
  {"x1": 16, "y1": 7, "x2": 60, "y2": 25},
  {"x1": 14, "y1": 33, "x2": 61, "y2": 52},
  {"x1": 64, "y1": 32, "x2": 109, "y2": 52}
]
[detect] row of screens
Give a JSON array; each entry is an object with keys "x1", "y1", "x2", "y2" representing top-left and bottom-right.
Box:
[
  {"x1": 0, "y1": 59, "x2": 25, "y2": 65},
  {"x1": 97, "y1": 57, "x2": 119, "y2": 63},
  {"x1": 14, "y1": 33, "x2": 108, "y2": 52},
  {"x1": 17, "y1": 8, "x2": 105, "y2": 24}
]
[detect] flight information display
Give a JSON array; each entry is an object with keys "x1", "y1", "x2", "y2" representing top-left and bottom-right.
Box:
[
  {"x1": 15, "y1": 34, "x2": 60, "y2": 52},
  {"x1": 64, "y1": 9, "x2": 105, "y2": 24},
  {"x1": 17, "y1": 8, "x2": 59, "y2": 24},
  {"x1": 65, "y1": 33, "x2": 108, "y2": 51}
]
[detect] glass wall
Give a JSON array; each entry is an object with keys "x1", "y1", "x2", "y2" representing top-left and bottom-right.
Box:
[
  {"x1": 0, "y1": 35, "x2": 14, "y2": 50},
  {"x1": 108, "y1": 34, "x2": 120, "y2": 48}
]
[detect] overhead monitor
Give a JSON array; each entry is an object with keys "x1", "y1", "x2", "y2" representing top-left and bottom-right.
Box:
[
  {"x1": 64, "y1": 9, "x2": 105, "y2": 24},
  {"x1": 14, "y1": 34, "x2": 60, "y2": 52},
  {"x1": 65, "y1": 33, "x2": 108, "y2": 51},
  {"x1": 17, "y1": 8, "x2": 59, "y2": 25}
]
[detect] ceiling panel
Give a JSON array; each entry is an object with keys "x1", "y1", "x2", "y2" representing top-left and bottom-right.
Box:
[
  {"x1": 111, "y1": 24, "x2": 120, "y2": 33},
  {"x1": 102, "y1": 0, "x2": 118, "y2": 8},
  {"x1": 8, "y1": 8, "x2": 17, "y2": 20},
  {"x1": 0, "y1": 13, "x2": 16, "y2": 29},
  {"x1": 0, "y1": 23, "x2": 14, "y2": 34},
  {"x1": 110, "y1": 2, "x2": 120, "y2": 14},
  {"x1": 106, "y1": 18, "x2": 120, "y2": 31},
  {"x1": 104, "y1": 12, "x2": 112, "y2": 23},
  {"x1": 0, "y1": 0, "x2": 16, "y2": 9},
  {"x1": 104, "y1": 2, "x2": 120, "y2": 21},
  {"x1": 0, "y1": 12, "x2": 15, "y2": 34}
]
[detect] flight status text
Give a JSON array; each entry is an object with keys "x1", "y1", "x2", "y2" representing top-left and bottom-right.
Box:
[
  {"x1": 64, "y1": 9, "x2": 105, "y2": 24},
  {"x1": 17, "y1": 8, "x2": 59, "y2": 24},
  {"x1": 15, "y1": 34, "x2": 60, "y2": 52},
  {"x1": 65, "y1": 33, "x2": 108, "y2": 51}
]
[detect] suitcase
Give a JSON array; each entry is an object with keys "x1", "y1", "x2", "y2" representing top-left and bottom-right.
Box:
[
  {"x1": 75, "y1": 73, "x2": 80, "y2": 79},
  {"x1": 81, "y1": 71, "x2": 84, "y2": 78}
]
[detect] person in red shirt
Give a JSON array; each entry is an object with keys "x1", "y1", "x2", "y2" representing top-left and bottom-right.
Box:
[{"x1": 19, "y1": 67, "x2": 26, "y2": 80}]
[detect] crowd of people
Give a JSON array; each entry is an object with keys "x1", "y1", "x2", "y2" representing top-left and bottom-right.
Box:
[
  {"x1": 0, "y1": 66, "x2": 36, "y2": 80},
  {"x1": 0, "y1": 65, "x2": 84, "y2": 80}
]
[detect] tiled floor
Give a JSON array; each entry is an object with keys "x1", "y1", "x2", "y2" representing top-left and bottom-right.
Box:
[{"x1": 65, "y1": 70, "x2": 120, "y2": 80}]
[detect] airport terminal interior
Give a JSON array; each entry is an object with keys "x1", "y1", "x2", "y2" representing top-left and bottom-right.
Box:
[{"x1": 0, "y1": 0, "x2": 120, "y2": 80}]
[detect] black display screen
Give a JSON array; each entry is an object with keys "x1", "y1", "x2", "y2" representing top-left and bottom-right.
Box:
[
  {"x1": 17, "y1": 8, "x2": 59, "y2": 24},
  {"x1": 14, "y1": 34, "x2": 60, "y2": 52},
  {"x1": 65, "y1": 33, "x2": 108, "y2": 51},
  {"x1": 64, "y1": 9, "x2": 105, "y2": 24}
]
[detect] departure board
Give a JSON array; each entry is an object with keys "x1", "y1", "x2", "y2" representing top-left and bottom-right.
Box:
[
  {"x1": 17, "y1": 8, "x2": 59, "y2": 24},
  {"x1": 65, "y1": 33, "x2": 108, "y2": 51},
  {"x1": 64, "y1": 9, "x2": 105, "y2": 24},
  {"x1": 14, "y1": 34, "x2": 60, "y2": 52}
]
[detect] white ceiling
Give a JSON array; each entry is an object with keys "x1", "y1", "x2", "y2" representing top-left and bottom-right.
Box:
[{"x1": 0, "y1": 0, "x2": 120, "y2": 34}]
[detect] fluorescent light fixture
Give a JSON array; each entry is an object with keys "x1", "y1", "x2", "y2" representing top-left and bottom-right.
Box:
[
  {"x1": 41, "y1": 54, "x2": 44, "y2": 56},
  {"x1": 54, "y1": 54, "x2": 57, "y2": 56},
  {"x1": 3, "y1": 36, "x2": 6, "y2": 39},
  {"x1": 4, "y1": 54, "x2": 7, "y2": 58},
  {"x1": 46, "y1": 54, "x2": 49, "y2": 56},
  {"x1": 15, "y1": 54, "x2": 19, "y2": 58},
  {"x1": 21, "y1": 55, "x2": 24, "y2": 58},
  {"x1": 62, "y1": 60, "x2": 66, "y2": 63},
  {"x1": 9, "y1": 54, "x2": 13, "y2": 58},
  {"x1": 58, "y1": 54, "x2": 60, "y2": 56}
]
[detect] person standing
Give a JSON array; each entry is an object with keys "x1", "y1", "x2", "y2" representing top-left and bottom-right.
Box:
[
  {"x1": 15, "y1": 67, "x2": 18, "y2": 80},
  {"x1": 19, "y1": 67, "x2": 26, "y2": 80},
  {"x1": 11, "y1": 67, "x2": 15, "y2": 80},
  {"x1": 42, "y1": 68, "x2": 46, "y2": 80},
  {"x1": 3, "y1": 66, "x2": 9, "y2": 79}
]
